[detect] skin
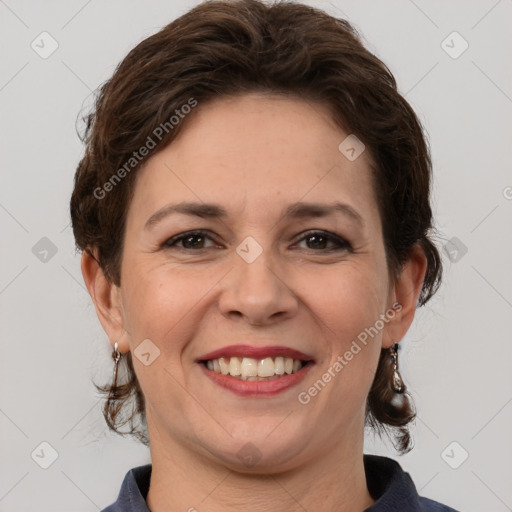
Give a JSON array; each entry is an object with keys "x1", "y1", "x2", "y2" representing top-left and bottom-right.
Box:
[{"x1": 82, "y1": 93, "x2": 427, "y2": 511}]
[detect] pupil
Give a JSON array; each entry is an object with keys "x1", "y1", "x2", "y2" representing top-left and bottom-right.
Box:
[
  {"x1": 309, "y1": 235, "x2": 326, "y2": 249},
  {"x1": 185, "y1": 235, "x2": 203, "y2": 248}
]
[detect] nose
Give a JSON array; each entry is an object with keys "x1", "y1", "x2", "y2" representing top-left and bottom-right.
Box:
[{"x1": 218, "y1": 249, "x2": 299, "y2": 326}]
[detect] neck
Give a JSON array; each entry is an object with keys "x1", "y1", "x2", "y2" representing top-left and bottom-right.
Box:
[{"x1": 145, "y1": 422, "x2": 375, "y2": 512}]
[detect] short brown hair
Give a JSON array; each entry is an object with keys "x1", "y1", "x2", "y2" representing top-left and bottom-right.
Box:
[{"x1": 70, "y1": 0, "x2": 442, "y2": 454}]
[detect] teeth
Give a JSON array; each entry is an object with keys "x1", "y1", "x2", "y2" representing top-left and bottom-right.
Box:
[
  {"x1": 218, "y1": 357, "x2": 230, "y2": 375},
  {"x1": 205, "y1": 356, "x2": 306, "y2": 378},
  {"x1": 274, "y1": 356, "x2": 285, "y2": 375},
  {"x1": 241, "y1": 357, "x2": 258, "y2": 379},
  {"x1": 258, "y1": 357, "x2": 275, "y2": 377},
  {"x1": 229, "y1": 356, "x2": 241, "y2": 376}
]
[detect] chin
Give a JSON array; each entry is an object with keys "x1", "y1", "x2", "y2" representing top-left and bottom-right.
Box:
[{"x1": 200, "y1": 422, "x2": 312, "y2": 473}]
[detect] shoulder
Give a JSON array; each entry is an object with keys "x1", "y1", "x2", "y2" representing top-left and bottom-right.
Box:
[
  {"x1": 363, "y1": 454, "x2": 461, "y2": 512},
  {"x1": 418, "y1": 496, "x2": 460, "y2": 511},
  {"x1": 100, "y1": 464, "x2": 152, "y2": 512}
]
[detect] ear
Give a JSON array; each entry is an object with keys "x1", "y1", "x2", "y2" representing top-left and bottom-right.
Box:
[
  {"x1": 382, "y1": 244, "x2": 428, "y2": 349},
  {"x1": 81, "y1": 249, "x2": 129, "y2": 354}
]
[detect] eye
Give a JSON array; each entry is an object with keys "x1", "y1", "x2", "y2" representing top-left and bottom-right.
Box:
[
  {"x1": 163, "y1": 230, "x2": 218, "y2": 250},
  {"x1": 293, "y1": 230, "x2": 352, "y2": 252},
  {"x1": 162, "y1": 229, "x2": 352, "y2": 252}
]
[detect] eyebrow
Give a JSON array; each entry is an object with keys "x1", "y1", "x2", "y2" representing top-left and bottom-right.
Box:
[{"x1": 144, "y1": 200, "x2": 365, "y2": 230}]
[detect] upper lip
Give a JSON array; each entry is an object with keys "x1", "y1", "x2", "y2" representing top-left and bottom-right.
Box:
[{"x1": 196, "y1": 345, "x2": 315, "y2": 362}]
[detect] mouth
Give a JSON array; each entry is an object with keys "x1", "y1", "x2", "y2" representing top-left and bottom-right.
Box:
[
  {"x1": 201, "y1": 356, "x2": 308, "y2": 380},
  {"x1": 196, "y1": 345, "x2": 315, "y2": 397}
]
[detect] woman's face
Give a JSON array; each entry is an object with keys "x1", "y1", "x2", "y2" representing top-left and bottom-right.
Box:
[{"x1": 108, "y1": 93, "x2": 414, "y2": 471}]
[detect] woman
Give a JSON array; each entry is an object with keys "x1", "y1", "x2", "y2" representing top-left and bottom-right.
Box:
[{"x1": 70, "y1": 0, "x2": 459, "y2": 510}]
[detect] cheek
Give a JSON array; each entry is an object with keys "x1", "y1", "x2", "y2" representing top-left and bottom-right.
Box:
[
  {"x1": 119, "y1": 266, "x2": 201, "y2": 415},
  {"x1": 120, "y1": 260, "x2": 221, "y2": 355},
  {"x1": 120, "y1": 262, "x2": 185, "y2": 347},
  {"x1": 314, "y1": 264, "x2": 386, "y2": 396},
  {"x1": 314, "y1": 262, "x2": 387, "y2": 338}
]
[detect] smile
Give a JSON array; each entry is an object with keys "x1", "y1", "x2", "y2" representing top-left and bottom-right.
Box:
[
  {"x1": 196, "y1": 344, "x2": 315, "y2": 397},
  {"x1": 199, "y1": 361, "x2": 314, "y2": 397},
  {"x1": 204, "y1": 356, "x2": 305, "y2": 380}
]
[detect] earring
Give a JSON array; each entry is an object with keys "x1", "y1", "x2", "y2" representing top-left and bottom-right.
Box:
[
  {"x1": 111, "y1": 341, "x2": 122, "y2": 388},
  {"x1": 390, "y1": 342, "x2": 404, "y2": 393}
]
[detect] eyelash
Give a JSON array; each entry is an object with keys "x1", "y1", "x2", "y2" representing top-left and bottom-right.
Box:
[{"x1": 162, "y1": 229, "x2": 352, "y2": 253}]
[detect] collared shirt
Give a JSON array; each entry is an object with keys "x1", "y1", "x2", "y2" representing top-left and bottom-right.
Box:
[{"x1": 101, "y1": 454, "x2": 460, "y2": 511}]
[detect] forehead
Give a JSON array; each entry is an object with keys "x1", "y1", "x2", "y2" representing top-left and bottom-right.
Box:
[
  {"x1": 152, "y1": 93, "x2": 357, "y2": 176},
  {"x1": 128, "y1": 93, "x2": 380, "y2": 230}
]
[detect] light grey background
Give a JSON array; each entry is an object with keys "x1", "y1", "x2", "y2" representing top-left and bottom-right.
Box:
[{"x1": 1, "y1": 0, "x2": 511, "y2": 511}]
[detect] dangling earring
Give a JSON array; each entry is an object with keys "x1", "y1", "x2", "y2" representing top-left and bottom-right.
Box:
[
  {"x1": 111, "y1": 341, "x2": 122, "y2": 389},
  {"x1": 390, "y1": 342, "x2": 404, "y2": 393}
]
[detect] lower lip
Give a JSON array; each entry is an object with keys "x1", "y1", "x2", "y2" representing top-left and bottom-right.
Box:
[{"x1": 199, "y1": 361, "x2": 314, "y2": 397}]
